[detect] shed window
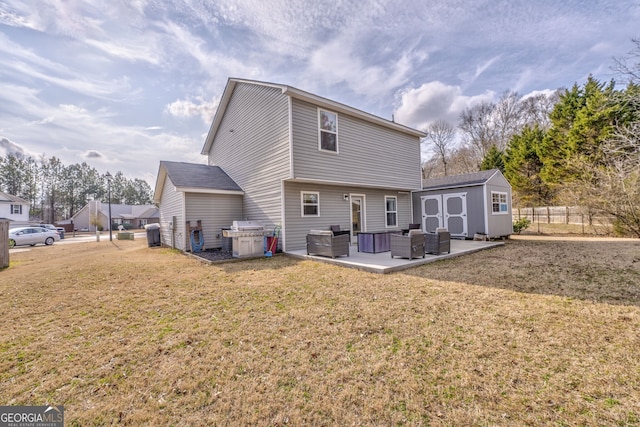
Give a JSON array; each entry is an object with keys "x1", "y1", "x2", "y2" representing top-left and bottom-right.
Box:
[
  {"x1": 11, "y1": 204, "x2": 22, "y2": 214},
  {"x1": 385, "y1": 196, "x2": 397, "y2": 227},
  {"x1": 301, "y1": 192, "x2": 320, "y2": 217},
  {"x1": 318, "y1": 109, "x2": 338, "y2": 152},
  {"x1": 491, "y1": 192, "x2": 509, "y2": 214}
]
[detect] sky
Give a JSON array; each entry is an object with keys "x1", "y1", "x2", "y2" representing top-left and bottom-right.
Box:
[{"x1": 1, "y1": 0, "x2": 639, "y2": 187}]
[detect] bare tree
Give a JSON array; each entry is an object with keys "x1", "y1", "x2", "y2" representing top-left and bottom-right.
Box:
[
  {"x1": 520, "y1": 90, "x2": 561, "y2": 130},
  {"x1": 494, "y1": 91, "x2": 526, "y2": 150},
  {"x1": 458, "y1": 101, "x2": 497, "y2": 166},
  {"x1": 423, "y1": 120, "x2": 456, "y2": 176},
  {"x1": 612, "y1": 38, "x2": 640, "y2": 84}
]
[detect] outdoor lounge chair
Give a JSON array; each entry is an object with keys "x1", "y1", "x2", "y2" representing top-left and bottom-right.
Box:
[
  {"x1": 425, "y1": 228, "x2": 451, "y2": 255},
  {"x1": 306, "y1": 230, "x2": 350, "y2": 258},
  {"x1": 390, "y1": 229, "x2": 425, "y2": 260},
  {"x1": 330, "y1": 225, "x2": 351, "y2": 236}
]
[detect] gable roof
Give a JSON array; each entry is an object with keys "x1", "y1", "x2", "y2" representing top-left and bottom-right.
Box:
[
  {"x1": 422, "y1": 169, "x2": 501, "y2": 191},
  {"x1": 201, "y1": 78, "x2": 426, "y2": 154},
  {"x1": 153, "y1": 161, "x2": 243, "y2": 203},
  {"x1": 97, "y1": 204, "x2": 159, "y2": 219},
  {"x1": 0, "y1": 190, "x2": 28, "y2": 204}
]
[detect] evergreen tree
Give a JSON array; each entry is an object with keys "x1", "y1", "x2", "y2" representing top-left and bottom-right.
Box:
[
  {"x1": 504, "y1": 126, "x2": 551, "y2": 206},
  {"x1": 480, "y1": 145, "x2": 505, "y2": 172}
]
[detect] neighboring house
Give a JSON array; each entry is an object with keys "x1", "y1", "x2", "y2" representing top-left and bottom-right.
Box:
[
  {"x1": 154, "y1": 78, "x2": 425, "y2": 252},
  {"x1": 412, "y1": 169, "x2": 513, "y2": 239},
  {"x1": 0, "y1": 191, "x2": 29, "y2": 224},
  {"x1": 69, "y1": 201, "x2": 159, "y2": 231}
]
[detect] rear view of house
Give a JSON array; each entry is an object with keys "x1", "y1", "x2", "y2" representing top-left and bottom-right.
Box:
[{"x1": 154, "y1": 78, "x2": 425, "y2": 252}]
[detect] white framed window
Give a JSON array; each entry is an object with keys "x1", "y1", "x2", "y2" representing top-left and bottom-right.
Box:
[
  {"x1": 385, "y1": 196, "x2": 398, "y2": 227},
  {"x1": 11, "y1": 204, "x2": 22, "y2": 214},
  {"x1": 301, "y1": 191, "x2": 320, "y2": 217},
  {"x1": 491, "y1": 191, "x2": 509, "y2": 215},
  {"x1": 318, "y1": 109, "x2": 338, "y2": 152}
]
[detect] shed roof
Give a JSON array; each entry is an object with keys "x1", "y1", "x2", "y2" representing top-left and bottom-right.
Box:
[
  {"x1": 153, "y1": 161, "x2": 243, "y2": 203},
  {"x1": 422, "y1": 169, "x2": 500, "y2": 191}
]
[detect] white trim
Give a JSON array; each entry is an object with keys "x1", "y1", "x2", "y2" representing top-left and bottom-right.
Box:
[
  {"x1": 174, "y1": 187, "x2": 244, "y2": 196},
  {"x1": 301, "y1": 191, "x2": 320, "y2": 217},
  {"x1": 284, "y1": 177, "x2": 416, "y2": 192},
  {"x1": 384, "y1": 195, "x2": 398, "y2": 228},
  {"x1": 350, "y1": 194, "x2": 366, "y2": 242},
  {"x1": 491, "y1": 191, "x2": 509, "y2": 215},
  {"x1": 281, "y1": 180, "x2": 287, "y2": 252},
  {"x1": 483, "y1": 182, "x2": 490, "y2": 235},
  {"x1": 318, "y1": 108, "x2": 339, "y2": 153},
  {"x1": 288, "y1": 96, "x2": 294, "y2": 179}
]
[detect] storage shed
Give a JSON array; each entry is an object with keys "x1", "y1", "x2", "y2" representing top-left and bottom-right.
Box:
[{"x1": 412, "y1": 169, "x2": 513, "y2": 239}]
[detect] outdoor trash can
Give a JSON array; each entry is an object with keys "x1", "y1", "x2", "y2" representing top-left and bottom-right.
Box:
[{"x1": 145, "y1": 223, "x2": 161, "y2": 247}]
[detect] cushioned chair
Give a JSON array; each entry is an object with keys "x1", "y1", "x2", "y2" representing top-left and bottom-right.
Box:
[
  {"x1": 403, "y1": 223, "x2": 422, "y2": 235},
  {"x1": 330, "y1": 225, "x2": 351, "y2": 236},
  {"x1": 306, "y1": 230, "x2": 350, "y2": 258},
  {"x1": 425, "y1": 229, "x2": 450, "y2": 255},
  {"x1": 390, "y1": 229, "x2": 425, "y2": 260}
]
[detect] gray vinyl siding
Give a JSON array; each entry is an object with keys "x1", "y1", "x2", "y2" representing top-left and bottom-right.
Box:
[
  {"x1": 485, "y1": 174, "x2": 513, "y2": 237},
  {"x1": 207, "y1": 83, "x2": 290, "y2": 230},
  {"x1": 72, "y1": 206, "x2": 91, "y2": 231},
  {"x1": 283, "y1": 181, "x2": 412, "y2": 251},
  {"x1": 158, "y1": 176, "x2": 185, "y2": 250},
  {"x1": 459, "y1": 187, "x2": 485, "y2": 235},
  {"x1": 291, "y1": 98, "x2": 422, "y2": 189},
  {"x1": 185, "y1": 193, "x2": 243, "y2": 250}
]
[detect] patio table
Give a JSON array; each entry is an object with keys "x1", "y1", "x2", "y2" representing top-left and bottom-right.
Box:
[{"x1": 357, "y1": 230, "x2": 401, "y2": 253}]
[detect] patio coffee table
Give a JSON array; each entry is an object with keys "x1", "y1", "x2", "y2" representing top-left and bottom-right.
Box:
[{"x1": 357, "y1": 230, "x2": 401, "y2": 253}]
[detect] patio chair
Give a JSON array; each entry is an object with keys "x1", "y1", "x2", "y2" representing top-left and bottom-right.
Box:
[
  {"x1": 390, "y1": 229, "x2": 425, "y2": 260},
  {"x1": 425, "y1": 229, "x2": 450, "y2": 255},
  {"x1": 307, "y1": 230, "x2": 350, "y2": 258},
  {"x1": 330, "y1": 224, "x2": 351, "y2": 236},
  {"x1": 403, "y1": 223, "x2": 422, "y2": 235}
]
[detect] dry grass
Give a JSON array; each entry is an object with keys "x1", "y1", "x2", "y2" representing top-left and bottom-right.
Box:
[{"x1": 1, "y1": 237, "x2": 639, "y2": 426}]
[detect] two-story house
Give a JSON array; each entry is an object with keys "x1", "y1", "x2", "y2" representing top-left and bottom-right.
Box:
[
  {"x1": 154, "y1": 78, "x2": 425, "y2": 252},
  {"x1": 0, "y1": 190, "x2": 29, "y2": 224}
]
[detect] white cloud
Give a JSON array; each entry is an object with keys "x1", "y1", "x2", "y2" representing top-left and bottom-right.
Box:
[
  {"x1": 393, "y1": 81, "x2": 495, "y2": 131},
  {"x1": 166, "y1": 96, "x2": 220, "y2": 124},
  {"x1": 0, "y1": 136, "x2": 28, "y2": 157}
]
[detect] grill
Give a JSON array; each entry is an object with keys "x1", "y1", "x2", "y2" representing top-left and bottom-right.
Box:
[{"x1": 222, "y1": 221, "x2": 266, "y2": 258}]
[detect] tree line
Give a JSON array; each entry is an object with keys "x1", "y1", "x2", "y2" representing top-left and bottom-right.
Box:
[
  {"x1": 421, "y1": 39, "x2": 640, "y2": 237},
  {"x1": 0, "y1": 154, "x2": 153, "y2": 224}
]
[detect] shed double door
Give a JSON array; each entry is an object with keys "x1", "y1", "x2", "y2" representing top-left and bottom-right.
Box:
[{"x1": 421, "y1": 192, "x2": 468, "y2": 237}]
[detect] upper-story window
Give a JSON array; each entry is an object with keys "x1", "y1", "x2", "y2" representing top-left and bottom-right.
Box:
[
  {"x1": 491, "y1": 191, "x2": 509, "y2": 214},
  {"x1": 318, "y1": 109, "x2": 338, "y2": 152},
  {"x1": 11, "y1": 204, "x2": 22, "y2": 214},
  {"x1": 385, "y1": 196, "x2": 398, "y2": 227}
]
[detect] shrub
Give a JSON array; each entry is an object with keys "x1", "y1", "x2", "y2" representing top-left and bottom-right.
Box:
[{"x1": 513, "y1": 218, "x2": 531, "y2": 234}]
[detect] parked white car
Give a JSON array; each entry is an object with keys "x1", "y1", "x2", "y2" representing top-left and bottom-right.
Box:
[{"x1": 8, "y1": 226, "x2": 60, "y2": 248}]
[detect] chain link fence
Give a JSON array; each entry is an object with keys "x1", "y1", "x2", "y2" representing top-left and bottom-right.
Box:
[{"x1": 512, "y1": 206, "x2": 615, "y2": 235}]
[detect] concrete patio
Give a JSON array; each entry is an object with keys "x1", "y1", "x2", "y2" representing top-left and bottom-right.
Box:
[{"x1": 285, "y1": 239, "x2": 505, "y2": 274}]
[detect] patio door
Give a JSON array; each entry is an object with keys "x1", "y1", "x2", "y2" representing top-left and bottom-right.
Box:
[{"x1": 350, "y1": 195, "x2": 365, "y2": 244}]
